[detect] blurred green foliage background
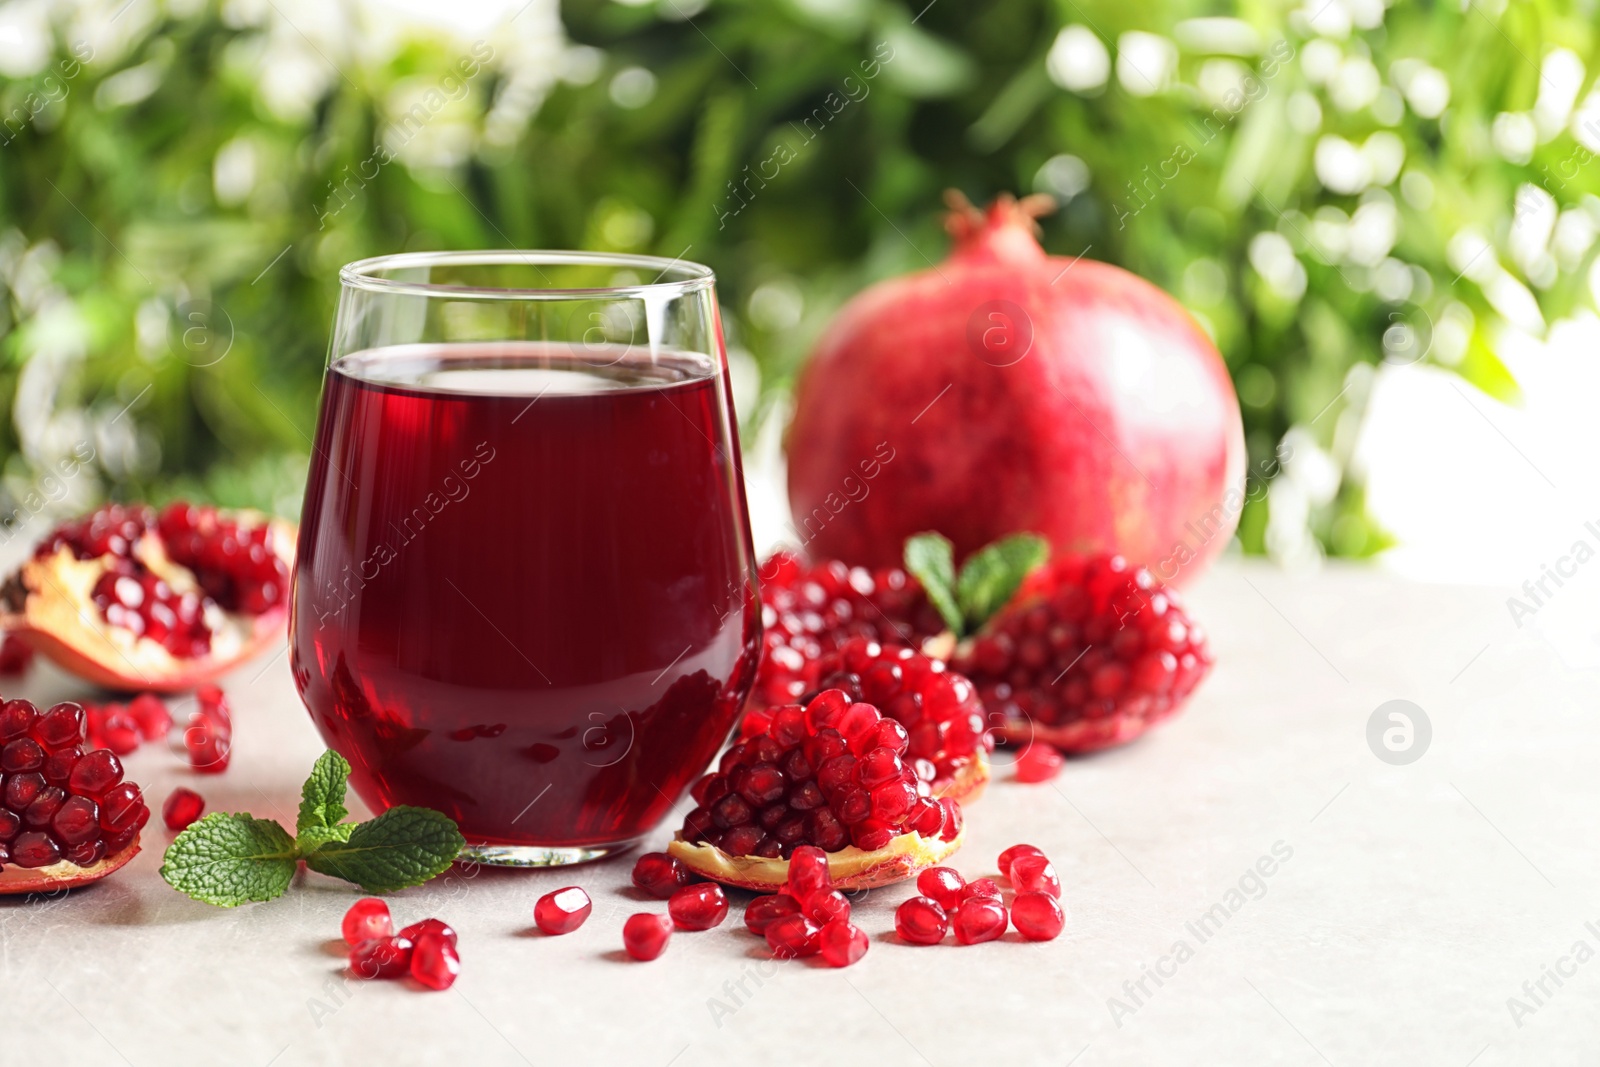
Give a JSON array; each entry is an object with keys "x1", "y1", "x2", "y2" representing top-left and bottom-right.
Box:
[{"x1": 1, "y1": 0, "x2": 1595, "y2": 560}]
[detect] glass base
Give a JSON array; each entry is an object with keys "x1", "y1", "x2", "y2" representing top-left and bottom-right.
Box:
[{"x1": 458, "y1": 839, "x2": 639, "y2": 868}]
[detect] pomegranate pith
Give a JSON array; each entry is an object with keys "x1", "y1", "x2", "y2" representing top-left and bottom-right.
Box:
[
  {"x1": 955, "y1": 554, "x2": 1212, "y2": 753},
  {"x1": 623, "y1": 913, "x2": 673, "y2": 961},
  {"x1": 534, "y1": 887, "x2": 592, "y2": 935}
]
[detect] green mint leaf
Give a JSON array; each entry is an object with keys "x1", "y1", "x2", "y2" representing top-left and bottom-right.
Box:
[
  {"x1": 296, "y1": 823, "x2": 355, "y2": 853},
  {"x1": 297, "y1": 749, "x2": 350, "y2": 837},
  {"x1": 955, "y1": 533, "x2": 1050, "y2": 629},
  {"x1": 302, "y1": 806, "x2": 465, "y2": 893},
  {"x1": 159, "y1": 813, "x2": 300, "y2": 907},
  {"x1": 903, "y1": 532, "x2": 964, "y2": 635}
]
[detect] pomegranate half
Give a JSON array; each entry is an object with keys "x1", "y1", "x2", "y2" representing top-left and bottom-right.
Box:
[
  {"x1": 0, "y1": 503, "x2": 294, "y2": 692},
  {"x1": 787, "y1": 192, "x2": 1245, "y2": 583},
  {"x1": 669, "y1": 687, "x2": 965, "y2": 892}
]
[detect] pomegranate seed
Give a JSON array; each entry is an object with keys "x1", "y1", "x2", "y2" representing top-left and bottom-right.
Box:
[
  {"x1": 342, "y1": 898, "x2": 393, "y2": 946},
  {"x1": 99, "y1": 707, "x2": 141, "y2": 755},
  {"x1": 894, "y1": 896, "x2": 948, "y2": 945},
  {"x1": 1014, "y1": 742, "x2": 1064, "y2": 783},
  {"x1": 818, "y1": 920, "x2": 869, "y2": 967},
  {"x1": 0, "y1": 633, "x2": 34, "y2": 676},
  {"x1": 962, "y1": 878, "x2": 1003, "y2": 903},
  {"x1": 184, "y1": 717, "x2": 231, "y2": 773},
  {"x1": 128, "y1": 694, "x2": 173, "y2": 741},
  {"x1": 997, "y1": 843, "x2": 1046, "y2": 880},
  {"x1": 631, "y1": 852, "x2": 691, "y2": 899},
  {"x1": 668, "y1": 883, "x2": 728, "y2": 931},
  {"x1": 915, "y1": 866, "x2": 965, "y2": 911},
  {"x1": 764, "y1": 913, "x2": 822, "y2": 958},
  {"x1": 1011, "y1": 892, "x2": 1066, "y2": 941},
  {"x1": 410, "y1": 932, "x2": 461, "y2": 990},
  {"x1": 744, "y1": 893, "x2": 802, "y2": 935},
  {"x1": 1, "y1": 737, "x2": 44, "y2": 772},
  {"x1": 67, "y1": 751, "x2": 121, "y2": 799},
  {"x1": 350, "y1": 936, "x2": 413, "y2": 979},
  {"x1": 98, "y1": 783, "x2": 145, "y2": 833},
  {"x1": 0, "y1": 699, "x2": 37, "y2": 739},
  {"x1": 952, "y1": 898, "x2": 1008, "y2": 945},
  {"x1": 398, "y1": 918, "x2": 458, "y2": 947},
  {"x1": 1010, "y1": 854, "x2": 1061, "y2": 898},
  {"x1": 51, "y1": 796, "x2": 100, "y2": 845},
  {"x1": 534, "y1": 887, "x2": 592, "y2": 935},
  {"x1": 34, "y1": 703, "x2": 86, "y2": 748},
  {"x1": 622, "y1": 913, "x2": 673, "y2": 961},
  {"x1": 802, "y1": 889, "x2": 850, "y2": 926},
  {"x1": 787, "y1": 844, "x2": 831, "y2": 900},
  {"x1": 10, "y1": 830, "x2": 61, "y2": 868},
  {"x1": 162, "y1": 787, "x2": 205, "y2": 831}
]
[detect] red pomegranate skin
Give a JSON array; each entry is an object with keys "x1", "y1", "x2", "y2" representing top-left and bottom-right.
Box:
[{"x1": 786, "y1": 196, "x2": 1246, "y2": 583}]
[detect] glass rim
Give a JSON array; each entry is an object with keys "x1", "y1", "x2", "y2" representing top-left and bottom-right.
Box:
[{"x1": 339, "y1": 250, "x2": 716, "y2": 301}]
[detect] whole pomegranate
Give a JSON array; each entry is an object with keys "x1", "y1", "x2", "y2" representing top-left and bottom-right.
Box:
[{"x1": 787, "y1": 192, "x2": 1245, "y2": 582}]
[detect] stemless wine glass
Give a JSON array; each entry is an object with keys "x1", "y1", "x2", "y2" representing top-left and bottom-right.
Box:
[{"x1": 290, "y1": 251, "x2": 762, "y2": 866}]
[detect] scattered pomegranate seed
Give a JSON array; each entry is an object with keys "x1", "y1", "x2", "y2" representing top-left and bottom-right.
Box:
[
  {"x1": 534, "y1": 887, "x2": 592, "y2": 935},
  {"x1": 0, "y1": 633, "x2": 35, "y2": 676},
  {"x1": 961, "y1": 877, "x2": 1003, "y2": 903},
  {"x1": 818, "y1": 920, "x2": 869, "y2": 967},
  {"x1": 1013, "y1": 742, "x2": 1064, "y2": 783},
  {"x1": 916, "y1": 866, "x2": 965, "y2": 911},
  {"x1": 1011, "y1": 892, "x2": 1066, "y2": 941},
  {"x1": 802, "y1": 889, "x2": 851, "y2": 926},
  {"x1": 183, "y1": 715, "x2": 231, "y2": 773},
  {"x1": 1010, "y1": 854, "x2": 1061, "y2": 899},
  {"x1": 788, "y1": 843, "x2": 831, "y2": 900},
  {"x1": 350, "y1": 935, "x2": 413, "y2": 979},
  {"x1": 162, "y1": 787, "x2": 205, "y2": 831},
  {"x1": 631, "y1": 852, "x2": 691, "y2": 899},
  {"x1": 668, "y1": 883, "x2": 729, "y2": 931},
  {"x1": 410, "y1": 932, "x2": 461, "y2": 990},
  {"x1": 398, "y1": 918, "x2": 458, "y2": 947},
  {"x1": 128, "y1": 694, "x2": 172, "y2": 741},
  {"x1": 342, "y1": 898, "x2": 393, "y2": 946},
  {"x1": 997, "y1": 843, "x2": 1046, "y2": 880},
  {"x1": 764, "y1": 913, "x2": 822, "y2": 959},
  {"x1": 622, "y1": 913, "x2": 673, "y2": 961},
  {"x1": 744, "y1": 893, "x2": 802, "y2": 935},
  {"x1": 952, "y1": 898, "x2": 1008, "y2": 945},
  {"x1": 894, "y1": 897, "x2": 948, "y2": 945}
]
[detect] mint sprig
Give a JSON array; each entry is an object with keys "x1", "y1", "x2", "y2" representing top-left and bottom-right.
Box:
[
  {"x1": 160, "y1": 751, "x2": 465, "y2": 907},
  {"x1": 904, "y1": 531, "x2": 1050, "y2": 638}
]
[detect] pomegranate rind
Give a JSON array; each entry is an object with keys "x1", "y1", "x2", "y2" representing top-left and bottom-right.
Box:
[
  {"x1": 668, "y1": 825, "x2": 964, "y2": 893},
  {"x1": 0, "y1": 838, "x2": 140, "y2": 895},
  {"x1": 0, "y1": 514, "x2": 295, "y2": 692}
]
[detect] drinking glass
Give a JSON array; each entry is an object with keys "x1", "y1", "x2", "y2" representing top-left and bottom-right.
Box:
[{"x1": 290, "y1": 251, "x2": 761, "y2": 866}]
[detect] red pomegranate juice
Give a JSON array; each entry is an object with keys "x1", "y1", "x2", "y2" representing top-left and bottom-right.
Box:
[{"x1": 291, "y1": 343, "x2": 760, "y2": 850}]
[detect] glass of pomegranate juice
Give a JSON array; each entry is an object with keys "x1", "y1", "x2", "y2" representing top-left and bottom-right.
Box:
[{"x1": 291, "y1": 251, "x2": 761, "y2": 865}]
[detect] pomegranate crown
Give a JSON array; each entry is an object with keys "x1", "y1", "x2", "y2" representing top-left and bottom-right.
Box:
[{"x1": 943, "y1": 189, "x2": 1056, "y2": 244}]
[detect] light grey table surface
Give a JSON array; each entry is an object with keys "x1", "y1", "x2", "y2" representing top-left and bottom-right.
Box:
[{"x1": 0, "y1": 552, "x2": 1592, "y2": 1067}]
